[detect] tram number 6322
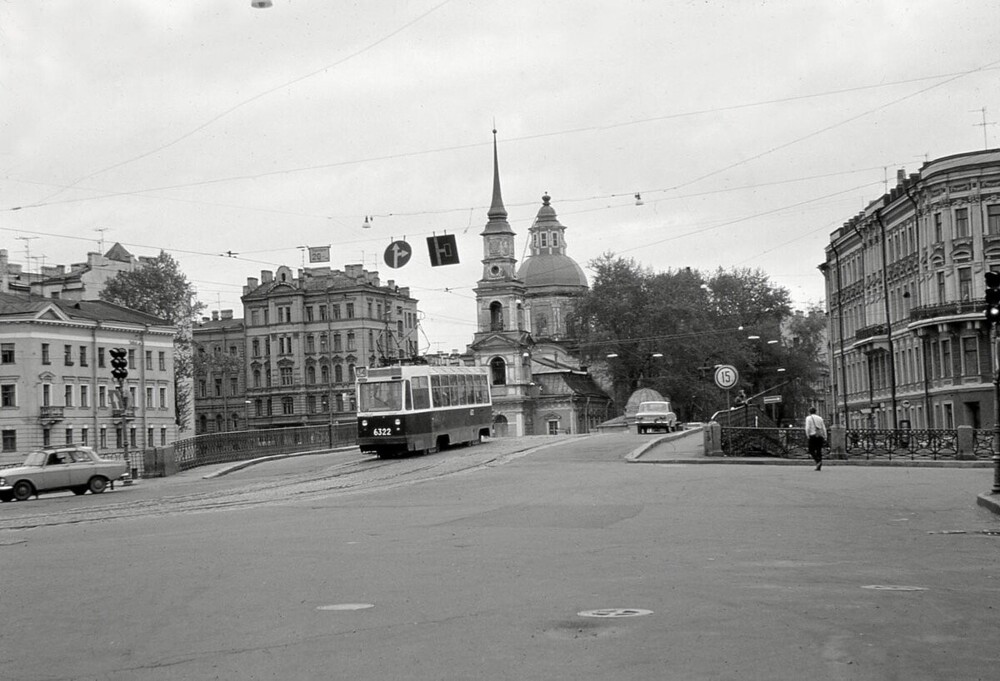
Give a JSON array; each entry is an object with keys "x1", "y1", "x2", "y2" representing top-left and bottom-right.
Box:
[{"x1": 372, "y1": 428, "x2": 393, "y2": 436}]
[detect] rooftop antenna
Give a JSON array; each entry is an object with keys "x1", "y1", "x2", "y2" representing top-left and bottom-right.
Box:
[
  {"x1": 94, "y1": 227, "x2": 108, "y2": 253},
  {"x1": 972, "y1": 107, "x2": 996, "y2": 150},
  {"x1": 15, "y1": 235, "x2": 38, "y2": 274}
]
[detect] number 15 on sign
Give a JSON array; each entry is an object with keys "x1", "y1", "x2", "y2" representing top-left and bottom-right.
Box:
[{"x1": 714, "y1": 365, "x2": 739, "y2": 390}]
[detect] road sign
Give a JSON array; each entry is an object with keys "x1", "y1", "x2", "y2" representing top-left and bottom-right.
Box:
[
  {"x1": 427, "y1": 234, "x2": 460, "y2": 266},
  {"x1": 762, "y1": 395, "x2": 783, "y2": 404},
  {"x1": 714, "y1": 364, "x2": 739, "y2": 390},
  {"x1": 384, "y1": 240, "x2": 412, "y2": 269}
]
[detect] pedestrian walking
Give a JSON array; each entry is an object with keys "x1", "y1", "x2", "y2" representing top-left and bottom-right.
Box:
[{"x1": 804, "y1": 407, "x2": 827, "y2": 470}]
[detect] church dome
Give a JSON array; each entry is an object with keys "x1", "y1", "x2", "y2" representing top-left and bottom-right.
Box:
[
  {"x1": 517, "y1": 194, "x2": 588, "y2": 289},
  {"x1": 517, "y1": 254, "x2": 588, "y2": 288}
]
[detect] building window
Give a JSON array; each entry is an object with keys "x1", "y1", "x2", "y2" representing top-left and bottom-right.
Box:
[
  {"x1": 160, "y1": 387, "x2": 167, "y2": 407},
  {"x1": 255, "y1": 399, "x2": 263, "y2": 417},
  {"x1": 933, "y1": 212, "x2": 943, "y2": 242},
  {"x1": 349, "y1": 364, "x2": 356, "y2": 381},
  {"x1": 41, "y1": 343, "x2": 50, "y2": 365},
  {"x1": 306, "y1": 335, "x2": 315, "y2": 353},
  {"x1": 99, "y1": 385, "x2": 108, "y2": 408},
  {"x1": 280, "y1": 367, "x2": 293, "y2": 386},
  {"x1": 161, "y1": 427, "x2": 167, "y2": 446},
  {"x1": 1, "y1": 343, "x2": 14, "y2": 364},
  {"x1": 100, "y1": 427, "x2": 108, "y2": 449},
  {"x1": 306, "y1": 395, "x2": 316, "y2": 413},
  {"x1": 215, "y1": 379, "x2": 222, "y2": 396},
  {"x1": 146, "y1": 351, "x2": 153, "y2": 370},
  {"x1": 332, "y1": 333, "x2": 341, "y2": 352},
  {"x1": 230, "y1": 377, "x2": 238, "y2": 396},
  {"x1": 332, "y1": 304, "x2": 341, "y2": 320},
  {"x1": 988, "y1": 204, "x2": 1000, "y2": 236},
  {"x1": 490, "y1": 357, "x2": 507, "y2": 385},
  {"x1": 130, "y1": 427, "x2": 137, "y2": 448},
  {"x1": 346, "y1": 303, "x2": 355, "y2": 318},
  {"x1": 199, "y1": 380, "x2": 207, "y2": 397},
  {"x1": 146, "y1": 386, "x2": 154, "y2": 407},
  {"x1": 98, "y1": 347, "x2": 105, "y2": 368},
  {"x1": 954, "y1": 208, "x2": 970, "y2": 238},
  {"x1": 306, "y1": 366, "x2": 316, "y2": 384},
  {"x1": 80, "y1": 385, "x2": 89, "y2": 408},
  {"x1": 936, "y1": 271, "x2": 946, "y2": 302},
  {"x1": 64, "y1": 345, "x2": 74, "y2": 365},
  {"x1": 79, "y1": 346, "x2": 88, "y2": 367},
  {"x1": 65, "y1": 427, "x2": 73, "y2": 445},
  {"x1": 321, "y1": 365, "x2": 330, "y2": 383},
  {"x1": 959, "y1": 267, "x2": 973, "y2": 301},
  {"x1": 962, "y1": 336, "x2": 979, "y2": 377},
  {"x1": 319, "y1": 304, "x2": 327, "y2": 320},
  {"x1": 1, "y1": 384, "x2": 16, "y2": 408},
  {"x1": 43, "y1": 428, "x2": 51, "y2": 447},
  {"x1": 2, "y1": 429, "x2": 16, "y2": 451},
  {"x1": 335, "y1": 364, "x2": 343, "y2": 383},
  {"x1": 347, "y1": 332, "x2": 356, "y2": 351},
  {"x1": 253, "y1": 369, "x2": 261, "y2": 388},
  {"x1": 81, "y1": 427, "x2": 89, "y2": 446},
  {"x1": 250, "y1": 309, "x2": 260, "y2": 326},
  {"x1": 305, "y1": 306, "x2": 314, "y2": 322},
  {"x1": 252, "y1": 339, "x2": 261, "y2": 357},
  {"x1": 159, "y1": 351, "x2": 166, "y2": 371},
  {"x1": 547, "y1": 420, "x2": 559, "y2": 435},
  {"x1": 282, "y1": 396, "x2": 294, "y2": 415},
  {"x1": 540, "y1": 232, "x2": 548, "y2": 247},
  {"x1": 64, "y1": 385, "x2": 74, "y2": 407}
]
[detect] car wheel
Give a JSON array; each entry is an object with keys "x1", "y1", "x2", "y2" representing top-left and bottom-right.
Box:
[
  {"x1": 12, "y1": 480, "x2": 33, "y2": 501},
  {"x1": 71, "y1": 486, "x2": 88, "y2": 496},
  {"x1": 88, "y1": 476, "x2": 109, "y2": 494}
]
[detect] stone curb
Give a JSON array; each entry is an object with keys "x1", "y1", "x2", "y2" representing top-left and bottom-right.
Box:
[
  {"x1": 976, "y1": 493, "x2": 1000, "y2": 515},
  {"x1": 201, "y1": 445, "x2": 358, "y2": 479}
]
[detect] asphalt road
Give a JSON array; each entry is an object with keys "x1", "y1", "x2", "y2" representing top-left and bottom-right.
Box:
[{"x1": 2, "y1": 433, "x2": 999, "y2": 680}]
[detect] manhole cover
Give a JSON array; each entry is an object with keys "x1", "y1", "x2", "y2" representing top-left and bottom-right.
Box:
[
  {"x1": 316, "y1": 603, "x2": 374, "y2": 611},
  {"x1": 861, "y1": 585, "x2": 927, "y2": 592},
  {"x1": 578, "y1": 608, "x2": 653, "y2": 618}
]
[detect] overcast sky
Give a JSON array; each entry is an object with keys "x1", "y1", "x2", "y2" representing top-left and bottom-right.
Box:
[{"x1": 2, "y1": 1, "x2": 999, "y2": 352}]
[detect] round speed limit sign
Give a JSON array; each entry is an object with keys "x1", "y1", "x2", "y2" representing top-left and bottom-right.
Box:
[{"x1": 714, "y1": 365, "x2": 739, "y2": 390}]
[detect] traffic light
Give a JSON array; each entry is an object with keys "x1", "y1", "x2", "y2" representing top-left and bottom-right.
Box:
[{"x1": 109, "y1": 347, "x2": 129, "y2": 381}]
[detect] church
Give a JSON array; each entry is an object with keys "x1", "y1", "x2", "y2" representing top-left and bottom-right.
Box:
[{"x1": 466, "y1": 133, "x2": 613, "y2": 436}]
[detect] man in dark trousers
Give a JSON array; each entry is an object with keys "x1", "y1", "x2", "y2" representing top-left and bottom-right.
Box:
[{"x1": 804, "y1": 407, "x2": 827, "y2": 471}]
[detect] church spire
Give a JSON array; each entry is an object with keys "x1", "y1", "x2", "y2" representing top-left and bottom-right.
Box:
[{"x1": 488, "y1": 129, "x2": 507, "y2": 221}]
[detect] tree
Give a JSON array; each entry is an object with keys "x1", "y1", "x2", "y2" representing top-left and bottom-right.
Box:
[
  {"x1": 570, "y1": 254, "x2": 813, "y2": 423},
  {"x1": 99, "y1": 251, "x2": 205, "y2": 431}
]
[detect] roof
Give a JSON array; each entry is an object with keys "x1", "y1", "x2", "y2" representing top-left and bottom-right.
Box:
[
  {"x1": 517, "y1": 254, "x2": 588, "y2": 289},
  {"x1": 0, "y1": 292, "x2": 171, "y2": 326}
]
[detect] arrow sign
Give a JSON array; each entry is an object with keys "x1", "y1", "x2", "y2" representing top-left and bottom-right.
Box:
[{"x1": 384, "y1": 240, "x2": 412, "y2": 269}]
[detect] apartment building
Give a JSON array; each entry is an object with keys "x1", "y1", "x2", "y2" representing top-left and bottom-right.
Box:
[
  {"x1": 822, "y1": 148, "x2": 1000, "y2": 430},
  {"x1": 0, "y1": 293, "x2": 176, "y2": 468}
]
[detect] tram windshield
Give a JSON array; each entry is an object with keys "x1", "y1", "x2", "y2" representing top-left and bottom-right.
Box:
[{"x1": 358, "y1": 381, "x2": 403, "y2": 412}]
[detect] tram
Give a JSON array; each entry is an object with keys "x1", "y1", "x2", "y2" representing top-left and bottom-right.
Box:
[{"x1": 356, "y1": 364, "x2": 492, "y2": 458}]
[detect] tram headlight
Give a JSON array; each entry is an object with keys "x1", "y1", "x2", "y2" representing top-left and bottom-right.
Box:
[
  {"x1": 361, "y1": 419, "x2": 368, "y2": 427},
  {"x1": 394, "y1": 419, "x2": 401, "y2": 426}
]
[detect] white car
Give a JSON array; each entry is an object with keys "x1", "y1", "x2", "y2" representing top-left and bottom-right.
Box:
[
  {"x1": 635, "y1": 401, "x2": 678, "y2": 434},
  {"x1": 0, "y1": 447, "x2": 128, "y2": 502}
]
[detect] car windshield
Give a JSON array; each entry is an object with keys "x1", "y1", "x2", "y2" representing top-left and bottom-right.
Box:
[
  {"x1": 23, "y1": 451, "x2": 48, "y2": 466},
  {"x1": 358, "y1": 381, "x2": 403, "y2": 412},
  {"x1": 638, "y1": 402, "x2": 671, "y2": 413}
]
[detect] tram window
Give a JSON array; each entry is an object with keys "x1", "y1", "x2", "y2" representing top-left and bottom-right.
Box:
[
  {"x1": 457, "y1": 375, "x2": 467, "y2": 405},
  {"x1": 448, "y1": 375, "x2": 458, "y2": 406},
  {"x1": 412, "y1": 376, "x2": 430, "y2": 410},
  {"x1": 431, "y1": 375, "x2": 442, "y2": 406},
  {"x1": 358, "y1": 381, "x2": 402, "y2": 412},
  {"x1": 404, "y1": 380, "x2": 412, "y2": 411}
]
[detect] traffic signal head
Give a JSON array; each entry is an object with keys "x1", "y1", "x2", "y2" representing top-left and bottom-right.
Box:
[{"x1": 109, "y1": 347, "x2": 129, "y2": 380}]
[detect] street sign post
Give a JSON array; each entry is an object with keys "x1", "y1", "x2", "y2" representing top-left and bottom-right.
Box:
[{"x1": 384, "y1": 240, "x2": 412, "y2": 269}]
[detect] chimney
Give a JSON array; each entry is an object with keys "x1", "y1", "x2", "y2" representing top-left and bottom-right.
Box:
[
  {"x1": 221, "y1": 309, "x2": 233, "y2": 320},
  {"x1": 212, "y1": 311, "x2": 219, "y2": 321},
  {"x1": 896, "y1": 168, "x2": 906, "y2": 185},
  {"x1": 261, "y1": 270, "x2": 273, "y2": 283}
]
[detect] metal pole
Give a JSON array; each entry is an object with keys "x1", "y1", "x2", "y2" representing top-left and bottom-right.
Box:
[{"x1": 993, "y1": 324, "x2": 1000, "y2": 494}]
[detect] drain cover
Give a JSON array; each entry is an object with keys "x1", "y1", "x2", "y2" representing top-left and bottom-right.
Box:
[
  {"x1": 578, "y1": 608, "x2": 653, "y2": 618},
  {"x1": 861, "y1": 585, "x2": 927, "y2": 592},
  {"x1": 316, "y1": 603, "x2": 374, "y2": 611}
]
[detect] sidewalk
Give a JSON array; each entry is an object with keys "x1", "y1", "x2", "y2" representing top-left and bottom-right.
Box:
[{"x1": 627, "y1": 427, "x2": 1000, "y2": 516}]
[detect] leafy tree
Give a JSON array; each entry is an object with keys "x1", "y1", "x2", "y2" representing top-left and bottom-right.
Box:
[
  {"x1": 570, "y1": 254, "x2": 819, "y2": 424},
  {"x1": 99, "y1": 251, "x2": 206, "y2": 430}
]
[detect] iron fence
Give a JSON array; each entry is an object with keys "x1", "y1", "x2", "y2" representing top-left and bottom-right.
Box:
[
  {"x1": 172, "y1": 423, "x2": 357, "y2": 472},
  {"x1": 721, "y1": 426, "x2": 994, "y2": 461}
]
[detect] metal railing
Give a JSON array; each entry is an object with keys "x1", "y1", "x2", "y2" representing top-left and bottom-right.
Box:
[
  {"x1": 172, "y1": 423, "x2": 357, "y2": 472},
  {"x1": 720, "y1": 426, "x2": 993, "y2": 461}
]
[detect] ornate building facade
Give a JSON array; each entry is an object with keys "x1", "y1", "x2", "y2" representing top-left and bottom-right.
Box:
[{"x1": 822, "y1": 148, "x2": 1000, "y2": 430}]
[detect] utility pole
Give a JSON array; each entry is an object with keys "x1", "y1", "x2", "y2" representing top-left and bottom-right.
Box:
[{"x1": 15, "y1": 235, "x2": 38, "y2": 273}]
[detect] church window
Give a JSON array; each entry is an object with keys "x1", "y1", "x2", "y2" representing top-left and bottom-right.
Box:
[
  {"x1": 551, "y1": 233, "x2": 558, "y2": 247},
  {"x1": 490, "y1": 357, "x2": 507, "y2": 386},
  {"x1": 540, "y1": 233, "x2": 548, "y2": 248},
  {"x1": 490, "y1": 302, "x2": 504, "y2": 331}
]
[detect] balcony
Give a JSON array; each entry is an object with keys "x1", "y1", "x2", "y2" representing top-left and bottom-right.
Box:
[
  {"x1": 39, "y1": 406, "x2": 64, "y2": 422},
  {"x1": 112, "y1": 407, "x2": 137, "y2": 420},
  {"x1": 908, "y1": 299, "x2": 984, "y2": 332}
]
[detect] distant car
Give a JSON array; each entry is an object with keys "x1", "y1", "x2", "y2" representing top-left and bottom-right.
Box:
[
  {"x1": 0, "y1": 447, "x2": 128, "y2": 502},
  {"x1": 635, "y1": 401, "x2": 678, "y2": 434}
]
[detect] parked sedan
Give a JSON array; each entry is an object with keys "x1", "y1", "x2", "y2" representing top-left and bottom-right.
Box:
[
  {"x1": 635, "y1": 401, "x2": 678, "y2": 434},
  {"x1": 0, "y1": 447, "x2": 128, "y2": 502}
]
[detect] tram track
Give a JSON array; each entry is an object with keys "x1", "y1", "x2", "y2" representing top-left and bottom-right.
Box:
[{"x1": 0, "y1": 439, "x2": 538, "y2": 532}]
